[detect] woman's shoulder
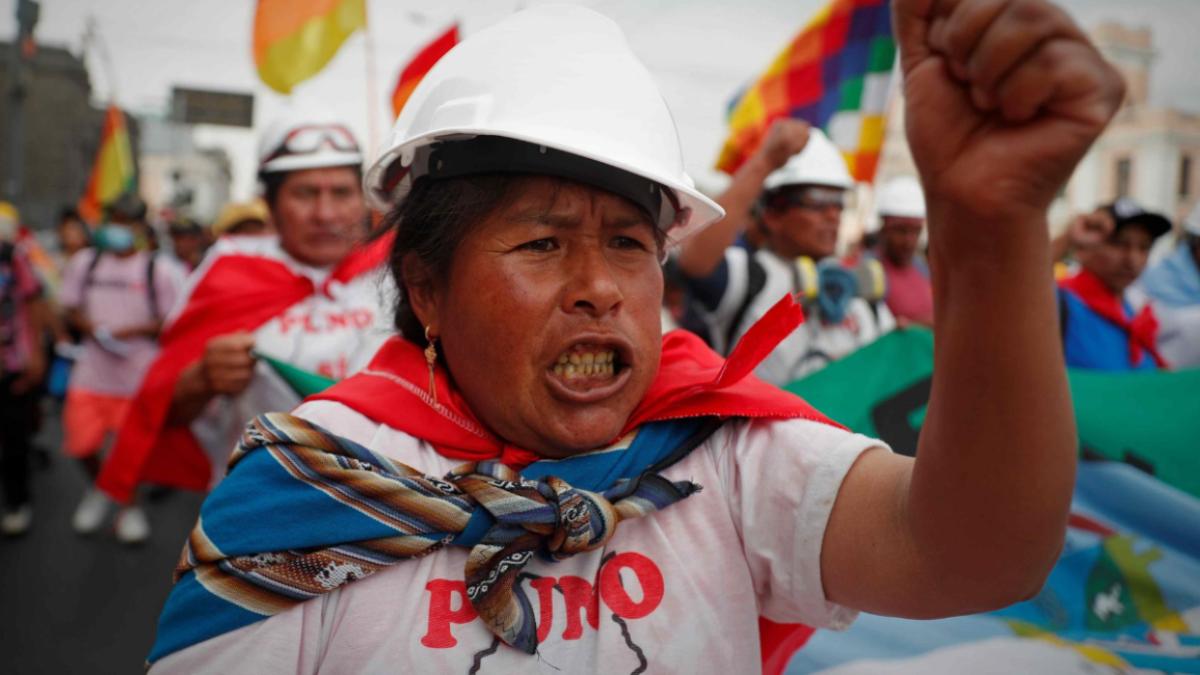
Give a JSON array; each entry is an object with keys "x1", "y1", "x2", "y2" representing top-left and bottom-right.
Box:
[
  {"x1": 705, "y1": 415, "x2": 879, "y2": 464},
  {"x1": 291, "y1": 399, "x2": 389, "y2": 448},
  {"x1": 290, "y1": 398, "x2": 452, "y2": 469}
]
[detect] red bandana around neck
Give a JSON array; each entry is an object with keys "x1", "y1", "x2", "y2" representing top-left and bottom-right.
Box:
[
  {"x1": 1059, "y1": 268, "x2": 1166, "y2": 368},
  {"x1": 309, "y1": 294, "x2": 838, "y2": 469},
  {"x1": 308, "y1": 293, "x2": 835, "y2": 675}
]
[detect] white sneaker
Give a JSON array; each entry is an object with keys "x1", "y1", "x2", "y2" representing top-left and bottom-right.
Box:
[
  {"x1": 72, "y1": 488, "x2": 112, "y2": 534},
  {"x1": 115, "y1": 506, "x2": 150, "y2": 545},
  {"x1": 1, "y1": 504, "x2": 32, "y2": 536}
]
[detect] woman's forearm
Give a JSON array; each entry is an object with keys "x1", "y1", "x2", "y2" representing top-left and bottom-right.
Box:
[{"x1": 909, "y1": 211, "x2": 1076, "y2": 606}]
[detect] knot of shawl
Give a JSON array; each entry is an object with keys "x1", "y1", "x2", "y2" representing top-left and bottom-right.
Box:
[
  {"x1": 451, "y1": 464, "x2": 619, "y2": 558},
  {"x1": 445, "y1": 460, "x2": 700, "y2": 653}
]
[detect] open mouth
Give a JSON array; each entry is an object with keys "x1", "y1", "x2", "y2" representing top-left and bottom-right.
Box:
[{"x1": 546, "y1": 342, "x2": 631, "y2": 401}]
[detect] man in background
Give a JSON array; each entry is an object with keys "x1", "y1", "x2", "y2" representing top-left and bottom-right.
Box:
[
  {"x1": 1058, "y1": 198, "x2": 1171, "y2": 371},
  {"x1": 677, "y1": 119, "x2": 893, "y2": 383},
  {"x1": 60, "y1": 193, "x2": 187, "y2": 543},
  {"x1": 871, "y1": 176, "x2": 932, "y2": 326}
]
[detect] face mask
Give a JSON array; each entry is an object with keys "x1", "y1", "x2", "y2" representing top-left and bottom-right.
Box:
[{"x1": 99, "y1": 225, "x2": 136, "y2": 252}]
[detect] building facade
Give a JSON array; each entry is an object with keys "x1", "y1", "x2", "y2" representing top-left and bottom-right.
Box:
[
  {"x1": 1069, "y1": 22, "x2": 1200, "y2": 228},
  {"x1": 0, "y1": 42, "x2": 131, "y2": 230}
]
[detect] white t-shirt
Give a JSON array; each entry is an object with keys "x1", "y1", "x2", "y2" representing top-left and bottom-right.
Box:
[
  {"x1": 151, "y1": 398, "x2": 886, "y2": 675},
  {"x1": 175, "y1": 236, "x2": 393, "y2": 481},
  {"x1": 693, "y1": 247, "x2": 895, "y2": 384}
]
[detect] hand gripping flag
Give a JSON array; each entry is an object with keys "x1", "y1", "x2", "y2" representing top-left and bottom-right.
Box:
[
  {"x1": 391, "y1": 23, "x2": 459, "y2": 120},
  {"x1": 95, "y1": 234, "x2": 391, "y2": 504},
  {"x1": 716, "y1": 0, "x2": 896, "y2": 183},
  {"x1": 253, "y1": 0, "x2": 366, "y2": 94},
  {"x1": 78, "y1": 105, "x2": 136, "y2": 224}
]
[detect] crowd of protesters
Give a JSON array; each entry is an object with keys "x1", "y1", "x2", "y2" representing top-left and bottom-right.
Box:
[
  {"x1": 0, "y1": 2, "x2": 1196, "y2": 673},
  {"x1": 0, "y1": 7, "x2": 1196, "y2": 559},
  {"x1": 2, "y1": 117, "x2": 1199, "y2": 540}
]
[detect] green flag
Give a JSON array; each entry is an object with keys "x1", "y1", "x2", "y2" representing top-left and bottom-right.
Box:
[
  {"x1": 257, "y1": 353, "x2": 338, "y2": 398},
  {"x1": 785, "y1": 327, "x2": 1200, "y2": 499}
]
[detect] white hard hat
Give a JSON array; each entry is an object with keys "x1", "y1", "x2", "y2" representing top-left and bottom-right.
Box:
[
  {"x1": 258, "y1": 108, "x2": 364, "y2": 175},
  {"x1": 762, "y1": 129, "x2": 854, "y2": 193},
  {"x1": 1184, "y1": 200, "x2": 1200, "y2": 237},
  {"x1": 363, "y1": 5, "x2": 723, "y2": 242},
  {"x1": 876, "y1": 175, "x2": 926, "y2": 219}
]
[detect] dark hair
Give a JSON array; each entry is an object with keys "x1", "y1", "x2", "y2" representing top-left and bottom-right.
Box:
[
  {"x1": 58, "y1": 206, "x2": 82, "y2": 224},
  {"x1": 384, "y1": 174, "x2": 521, "y2": 346},
  {"x1": 260, "y1": 166, "x2": 364, "y2": 208},
  {"x1": 383, "y1": 173, "x2": 666, "y2": 346},
  {"x1": 106, "y1": 191, "x2": 147, "y2": 223}
]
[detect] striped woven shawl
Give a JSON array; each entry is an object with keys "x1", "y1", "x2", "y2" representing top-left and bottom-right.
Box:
[{"x1": 149, "y1": 412, "x2": 721, "y2": 663}]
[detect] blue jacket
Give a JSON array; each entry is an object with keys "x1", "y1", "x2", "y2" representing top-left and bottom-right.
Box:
[{"x1": 1059, "y1": 288, "x2": 1158, "y2": 372}]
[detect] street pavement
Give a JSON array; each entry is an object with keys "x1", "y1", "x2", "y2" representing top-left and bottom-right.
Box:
[{"x1": 0, "y1": 402, "x2": 205, "y2": 674}]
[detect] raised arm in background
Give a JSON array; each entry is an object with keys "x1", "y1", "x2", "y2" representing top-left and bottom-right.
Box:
[{"x1": 675, "y1": 119, "x2": 810, "y2": 278}]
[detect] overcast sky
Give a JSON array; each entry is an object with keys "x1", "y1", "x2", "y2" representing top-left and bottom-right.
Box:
[{"x1": 5, "y1": 0, "x2": 1199, "y2": 200}]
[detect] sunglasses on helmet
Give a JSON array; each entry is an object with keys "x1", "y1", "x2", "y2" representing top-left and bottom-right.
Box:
[{"x1": 263, "y1": 124, "x2": 360, "y2": 164}]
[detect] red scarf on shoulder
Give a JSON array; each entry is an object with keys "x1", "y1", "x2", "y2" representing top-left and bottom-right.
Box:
[
  {"x1": 1059, "y1": 269, "x2": 1166, "y2": 368},
  {"x1": 310, "y1": 294, "x2": 837, "y2": 675},
  {"x1": 96, "y1": 235, "x2": 392, "y2": 504}
]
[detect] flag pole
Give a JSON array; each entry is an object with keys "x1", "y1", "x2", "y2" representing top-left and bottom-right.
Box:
[{"x1": 361, "y1": 0, "x2": 382, "y2": 164}]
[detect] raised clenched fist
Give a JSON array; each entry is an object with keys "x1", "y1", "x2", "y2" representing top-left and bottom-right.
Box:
[
  {"x1": 893, "y1": 0, "x2": 1125, "y2": 228},
  {"x1": 755, "y1": 118, "x2": 814, "y2": 172}
]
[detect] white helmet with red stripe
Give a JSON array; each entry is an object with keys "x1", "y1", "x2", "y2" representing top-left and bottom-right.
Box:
[{"x1": 362, "y1": 4, "x2": 723, "y2": 242}]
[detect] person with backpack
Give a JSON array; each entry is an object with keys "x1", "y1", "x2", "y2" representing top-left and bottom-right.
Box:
[
  {"x1": 59, "y1": 193, "x2": 186, "y2": 543},
  {"x1": 676, "y1": 120, "x2": 895, "y2": 384}
]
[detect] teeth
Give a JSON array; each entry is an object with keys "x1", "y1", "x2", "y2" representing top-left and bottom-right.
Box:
[{"x1": 552, "y1": 349, "x2": 618, "y2": 380}]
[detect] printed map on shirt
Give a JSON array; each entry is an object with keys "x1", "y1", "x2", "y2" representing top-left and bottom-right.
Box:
[
  {"x1": 151, "y1": 400, "x2": 886, "y2": 675},
  {"x1": 59, "y1": 248, "x2": 187, "y2": 397},
  {"x1": 177, "y1": 236, "x2": 394, "y2": 482}
]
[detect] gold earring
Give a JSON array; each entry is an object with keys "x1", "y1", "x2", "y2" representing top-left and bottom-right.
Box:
[{"x1": 424, "y1": 325, "x2": 438, "y2": 405}]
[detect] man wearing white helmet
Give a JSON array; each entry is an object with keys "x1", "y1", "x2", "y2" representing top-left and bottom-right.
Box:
[
  {"x1": 1131, "y1": 201, "x2": 1200, "y2": 367},
  {"x1": 871, "y1": 175, "x2": 933, "y2": 326},
  {"x1": 146, "y1": 2, "x2": 1123, "y2": 673},
  {"x1": 677, "y1": 120, "x2": 894, "y2": 383},
  {"x1": 94, "y1": 111, "x2": 393, "y2": 530}
]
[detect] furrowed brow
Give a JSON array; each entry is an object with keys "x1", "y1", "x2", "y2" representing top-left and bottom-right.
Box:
[{"x1": 504, "y1": 209, "x2": 581, "y2": 229}]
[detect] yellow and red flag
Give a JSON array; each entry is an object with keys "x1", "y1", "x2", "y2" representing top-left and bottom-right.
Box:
[
  {"x1": 390, "y1": 24, "x2": 459, "y2": 120},
  {"x1": 78, "y1": 105, "x2": 136, "y2": 224},
  {"x1": 253, "y1": 0, "x2": 366, "y2": 94},
  {"x1": 717, "y1": 0, "x2": 896, "y2": 183}
]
